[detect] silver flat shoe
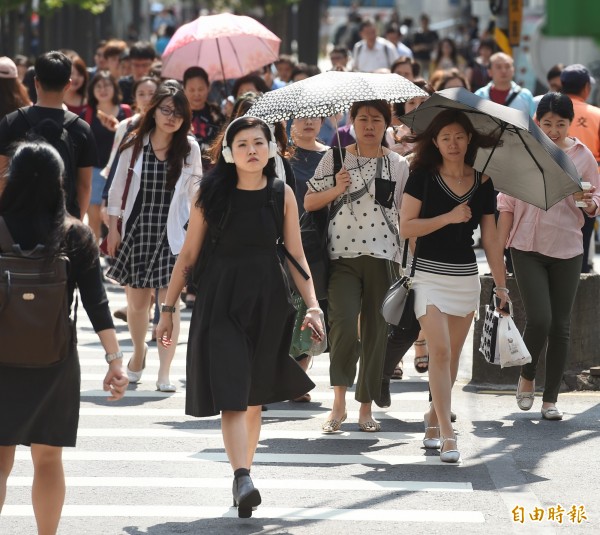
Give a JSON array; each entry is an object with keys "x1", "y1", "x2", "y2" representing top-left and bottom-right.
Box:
[
  {"x1": 423, "y1": 413, "x2": 441, "y2": 449},
  {"x1": 541, "y1": 406, "x2": 563, "y2": 420},
  {"x1": 440, "y1": 436, "x2": 460, "y2": 463},
  {"x1": 156, "y1": 382, "x2": 177, "y2": 392},
  {"x1": 126, "y1": 344, "x2": 148, "y2": 383},
  {"x1": 516, "y1": 376, "x2": 535, "y2": 411}
]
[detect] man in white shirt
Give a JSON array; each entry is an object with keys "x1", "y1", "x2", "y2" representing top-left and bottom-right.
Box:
[
  {"x1": 352, "y1": 19, "x2": 399, "y2": 73},
  {"x1": 384, "y1": 23, "x2": 413, "y2": 59}
]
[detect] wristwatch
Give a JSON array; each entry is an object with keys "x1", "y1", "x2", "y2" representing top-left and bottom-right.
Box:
[
  {"x1": 161, "y1": 303, "x2": 177, "y2": 313},
  {"x1": 105, "y1": 351, "x2": 123, "y2": 364}
]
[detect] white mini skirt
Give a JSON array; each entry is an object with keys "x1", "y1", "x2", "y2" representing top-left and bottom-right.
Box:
[{"x1": 412, "y1": 270, "x2": 480, "y2": 319}]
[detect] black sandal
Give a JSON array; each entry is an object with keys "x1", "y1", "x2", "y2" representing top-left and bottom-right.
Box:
[{"x1": 413, "y1": 340, "x2": 429, "y2": 373}]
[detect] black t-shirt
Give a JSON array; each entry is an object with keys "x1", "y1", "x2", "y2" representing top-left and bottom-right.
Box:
[
  {"x1": 87, "y1": 105, "x2": 130, "y2": 168},
  {"x1": 404, "y1": 167, "x2": 495, "y2": 267},
  {"x1": 0, "y1": 106, "x2": 97, "y2": 167},
  {"x1": 289, "y1": 147, "x2": 328, "y2": 215},
  {"x1": 0, "y1": 106, "x2": 98, "y2": 219},
  {"x1": 411, "y1": 30, "x2": 439, "y2": 61}
]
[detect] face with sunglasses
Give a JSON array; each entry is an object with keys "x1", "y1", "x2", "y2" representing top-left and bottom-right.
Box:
[{"x1": 153, "y1": 97, "x2": 185, "y2": 134}]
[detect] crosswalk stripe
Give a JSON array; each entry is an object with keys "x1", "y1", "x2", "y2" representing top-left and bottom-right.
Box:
[
  {"x1": 14, "y1": 451, "x2": 458, "y2": 466},
  {"x1": 74, "y1": 428, "x2": 422, "y2": 440},
  {"x1": 78, "y1": 408, "x2": 426, "y2": 420},
  {"x1": 0, "y1": 505, "x2": 484, "y2": 522},
  {"x1": 80, "y1": 389, "x2": 429, "y2": 400},
  {"x1": 7, "y1": 476, "x2": 472, "y2": 492}
]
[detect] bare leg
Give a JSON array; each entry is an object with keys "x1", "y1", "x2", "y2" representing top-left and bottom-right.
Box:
[
  {"x1": 358, "y1": 401, "x2": 378, "y2": 426},
  {"x1": 414, "y1": 330, "x2": 429, "y2": 371},
  {"x1": 156, "y1": 288, "x2": 180, "y2": 385},
  {"x1": 86, "y1": 204, "x2": 102, "y2": 243},
  {"x1": 0, "y1": 446, "x2": 16, "y2": 512},
  {"x1": 30, "y1": 444, "x2": 64, "y2": 535},
  {"x1": 328, "y1": 386, "x2": 347, "y2": 421},
  {"x1": 222, "y1": 411, "x2": 251, "y2": 471},
  {"x1": 245, "y1": 405, "x2": 263, "y2": 468},
  {"x1": 418, "y1": 307, "x2": 468, "y2": 439},
  {"x1": 126, "y1": 287, "x2": 153, "y2": 371}
]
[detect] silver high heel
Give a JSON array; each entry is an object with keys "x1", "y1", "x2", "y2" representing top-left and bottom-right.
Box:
[
  {"x1": 423, "y1": 413, "x2": 441, "y2": 449},
  {"x1": 440, "y1": 436, "x2": 460, "y2": 463}
]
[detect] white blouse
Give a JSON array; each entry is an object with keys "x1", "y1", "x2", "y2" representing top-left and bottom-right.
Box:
[{"x1": 307, "y1": 149, "x2": 409, "y2": 262}]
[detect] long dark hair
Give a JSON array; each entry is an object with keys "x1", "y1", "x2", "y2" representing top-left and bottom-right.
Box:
[
  {"x1": 0, "y1": 78, "x2": 30, "y2": 120},
  {"x1": 407, "y1": 109, "x2": 499, "y2": 173},
  {"x1": 197, "y1": 116, "x2": 276, "y2": 228},
  {"x1": 121, "y1": 82, "x2": 192, "y2": 190},
  {"x1": 0, "y1": 141, "x2": 67, "y2": 256}
]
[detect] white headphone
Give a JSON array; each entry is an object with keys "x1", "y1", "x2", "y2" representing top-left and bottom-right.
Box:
[{"x1": 221, "y1": 115, "x2": 278, "y2": 164}]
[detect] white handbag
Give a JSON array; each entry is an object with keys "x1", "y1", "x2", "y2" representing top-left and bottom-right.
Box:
[
  {"x1": 479, "y1": 303, "x2": 501, "y2": 365},
  {"x1": 498, "y1": 315, "x2": 532, "y2": 368}
]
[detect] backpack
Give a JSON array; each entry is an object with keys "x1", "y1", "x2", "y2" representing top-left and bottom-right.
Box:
[
  {"x1": 270, "y1": 149, "x2": 345, "y2": 300},
  {"x1": 0, "y1": 217, "x2": 73, "y2": 367},
  {"x1": 18, "y1": 107, "x2": 81, "y2": 219}
]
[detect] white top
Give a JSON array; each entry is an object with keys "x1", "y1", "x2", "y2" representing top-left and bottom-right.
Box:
[
  {"x1": 352, "y1": 37, "x2": 400, "y2": 72},
  {"x1": 107, "y1": 133, "x2": 203, "y2": 255},
  {"x1": 307, "y1": 149, "x2": 409, "y2": 262}
]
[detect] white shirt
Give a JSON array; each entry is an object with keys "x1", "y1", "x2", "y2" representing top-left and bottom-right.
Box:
[
  {"x1": 307, "y1": 149, "x2": 409, "y2": 262},
  {"x1": 107, "y1": 134, "x2": 202, "y2": 255},
  {"x1": 352, "y1": 37, "x2": 400, "y2": 72}
]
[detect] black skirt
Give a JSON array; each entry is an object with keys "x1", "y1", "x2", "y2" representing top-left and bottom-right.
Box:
[{"x1": 185, "y1": 187, "x2": 315, "y2": 417}]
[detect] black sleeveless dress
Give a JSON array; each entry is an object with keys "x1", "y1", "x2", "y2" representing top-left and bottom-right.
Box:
[{"x1": 185, "y1": 183, "x2": 315, "y2": 417}]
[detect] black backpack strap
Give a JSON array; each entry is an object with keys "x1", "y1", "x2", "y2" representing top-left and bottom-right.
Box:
[
  {"x1": 268, "y1": 178, "x2": 310, "y2": 281},
  {"x1": 17, "y1": 106, "x2": 34, "y2": 129},
  {"x1": 0, "y1": 217, "x2": 15, "y2": 252},
  {"x1": 63, "y1": 111, "x2": 80, "y2": 129}
]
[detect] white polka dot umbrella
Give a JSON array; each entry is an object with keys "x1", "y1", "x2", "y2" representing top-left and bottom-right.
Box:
[{"x1": 246, "y1": 70, "x2": 428, "y2": 123}]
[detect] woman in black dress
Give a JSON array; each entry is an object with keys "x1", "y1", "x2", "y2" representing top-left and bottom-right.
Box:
[
  {"x1": 0, "y1": 141, "x2": 127, "y2": 535},
  {"x1": 156, "y1": 116, "x2": 322, "y2": 518}
]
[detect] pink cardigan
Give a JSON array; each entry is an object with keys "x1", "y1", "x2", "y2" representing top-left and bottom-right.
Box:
[{"x1": 497, "y1": 137, "x2": 600, "y2": 259}]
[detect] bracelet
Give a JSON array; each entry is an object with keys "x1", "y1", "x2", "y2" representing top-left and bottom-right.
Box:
[
  {"x1": 105, "y1": 350, "x2": 123, "y2": 364},
  {"x1": 494, "y1": 287, "x2": 509, "y2": 294},
  {"x1": 305, "y1": 307, "x2": 322, "y2": 314},
  {"x1": 161, "y1": 303, "x2": 177, "y2": 313}
]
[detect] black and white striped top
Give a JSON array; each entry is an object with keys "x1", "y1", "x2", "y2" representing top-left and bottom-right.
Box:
[{"x1": 404, "y1": 168, "x2": 496, "y2": 276}]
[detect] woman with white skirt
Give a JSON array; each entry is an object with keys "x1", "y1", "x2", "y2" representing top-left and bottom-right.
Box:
[{"x1": 400, "y1": 109, "x2": 508, "y2": 462}]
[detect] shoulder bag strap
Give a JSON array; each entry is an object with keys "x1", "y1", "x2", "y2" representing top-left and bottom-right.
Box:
[
  {"x1": 0, "y1": 217, "x2": 15, "y2": 252},
  {"x1": 119, "y1": 143, "x2": 141, "y2": 214},
  {"x1": 267, "y1": 178, "x2": 310, "y2": 281},
  {"x1": 504, "y1": 87, "x2": 521, "y2": 107}
]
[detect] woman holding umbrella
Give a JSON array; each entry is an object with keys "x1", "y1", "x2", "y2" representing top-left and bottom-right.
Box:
[
  {"x1": 400, "y1": 109, "x2": 508, "y2": 462},
  {"x1": 497, "y1": 93, "x2": 600, "y2": 420},
  {"x1": 305, "y1": 100, "x2": 410, "y2": 433}
]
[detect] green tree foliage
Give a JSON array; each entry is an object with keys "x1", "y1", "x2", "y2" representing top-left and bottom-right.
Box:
[{"x1": 0, "y1": 0, "x2": 110, "y2": 15}]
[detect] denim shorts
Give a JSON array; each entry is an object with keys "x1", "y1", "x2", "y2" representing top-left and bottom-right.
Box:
[{"x1": 91, "y1": 167, "x2": 106, "y2": 206}]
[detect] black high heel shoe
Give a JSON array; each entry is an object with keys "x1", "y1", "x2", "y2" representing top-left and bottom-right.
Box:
[{"x1": 232, "y1": 474, "x2": 261, "y2": 518}]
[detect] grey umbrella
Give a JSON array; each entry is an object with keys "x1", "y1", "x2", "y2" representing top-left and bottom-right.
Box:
[
  {"x1": 247, "y1": 70, "x2": 428, "y2": 123},
  {"x1": 400, "y1": 87, "x2": 582, "y2": 210}
]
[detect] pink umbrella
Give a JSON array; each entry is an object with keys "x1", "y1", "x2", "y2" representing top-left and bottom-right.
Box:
[{"x1": 161, "y1": 13, "x2": 281, "y2": 82}]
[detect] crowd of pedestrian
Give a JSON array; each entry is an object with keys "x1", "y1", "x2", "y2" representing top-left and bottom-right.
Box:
[{"x1": 0, "y1": 7, "x2": 599, "y2": 532}]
